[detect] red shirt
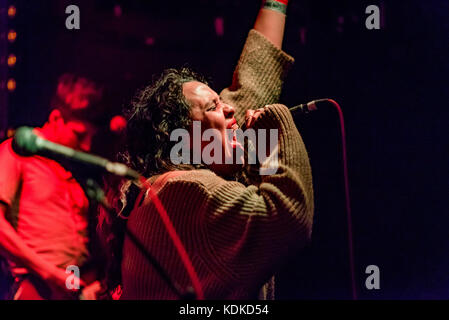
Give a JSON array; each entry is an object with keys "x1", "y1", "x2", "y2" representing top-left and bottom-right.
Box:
[{"x1": 0, "y1": 139, "x2": 89, "y2": 274}]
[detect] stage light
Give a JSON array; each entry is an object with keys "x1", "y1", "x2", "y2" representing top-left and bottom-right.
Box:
[
  {"x1": 7, "y1": 54, "x2": 16, "y2": 67},
  {"x1": 7, "y1": 78, "x2": 16, "y2": 91},
  {"x1": 7, "y1": 128, "x2": 15, "y2": 138},
  {"x1": 214, "y1": 17, "x2": 224, "y2": 37},
  {"x1": 8, "y1": 5, "x2": 17, "y2": 18},
  {"x1": 114, "y1": 5, "x2": 122, "y2": 18},
  {"x1": 145, "y1": 37, "x2": 155, "y2": 46},
  {"x1": 110, "y1": 115, "x2": 127, "y2": 133},
  {"x1": 299, "y1": 27, "x2": 307, "y2": 45},
  {"x1": 7, "y1": 30, "x2": 17, "y2": 43}
]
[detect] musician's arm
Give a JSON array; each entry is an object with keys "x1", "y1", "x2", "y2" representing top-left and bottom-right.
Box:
[
  {"x1": 254, "y1": 3, "x2": 287, "y2": 49},
  {"x1": 0, "y1": 202, "x2": 78, "y2": 291}
]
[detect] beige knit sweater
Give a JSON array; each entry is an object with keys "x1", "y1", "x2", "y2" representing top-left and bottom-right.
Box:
[{"x1": 120, "y1": 30, "x2": 314, "y2": 300}]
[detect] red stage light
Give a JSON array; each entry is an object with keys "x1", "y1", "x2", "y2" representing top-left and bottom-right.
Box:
[
  {"x1": 214, "y1": 17, "x2": 224, "y2": 37},
  {"x1": 110, "y1": 115, "x2": 127, "y2": 133},
  {"x1": 145, "y1": 37, "x2": 155, "y2": 46},
  {"x1": 114, "y1": 5, "x2": 122, "y2": 18}
]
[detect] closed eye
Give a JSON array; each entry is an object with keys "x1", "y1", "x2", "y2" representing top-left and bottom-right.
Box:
[{"x1": 206, "y1": 100, "x2": 219, "y2": 112}]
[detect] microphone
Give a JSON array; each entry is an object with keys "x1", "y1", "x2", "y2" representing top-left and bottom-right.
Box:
[
  {"x1": 240, "y1": 99, "x2": 329, "y2": 132},
  {"x1": 12, "y1": 126, "x2": 140, "y2": 181},
  {"x1": 289, "y1": 98, "x2": 330, "y2": 114}
]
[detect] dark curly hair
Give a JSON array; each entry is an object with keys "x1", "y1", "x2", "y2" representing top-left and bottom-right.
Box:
[
  {"x1": 99, "y1": 67, "x2": 209, "y2": 294},
  {"x1": 120, "y1": 67, "x2": 208, "y2": 177}
]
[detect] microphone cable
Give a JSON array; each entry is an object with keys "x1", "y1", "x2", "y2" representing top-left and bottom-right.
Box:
[
  {"x1": 135, "y1": 177, "x2": 205, "y2": 300},
  {"x1": 98, "y1": 179, "x2": 204, "y2": 300},
  {"x1": 291, "y1": 98, "x2": 357, "y2": 300}
]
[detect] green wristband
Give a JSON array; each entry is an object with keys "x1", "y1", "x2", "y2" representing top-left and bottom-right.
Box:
[{"x1": 263, "y1": 0, "x2": 288, "y2": 15}]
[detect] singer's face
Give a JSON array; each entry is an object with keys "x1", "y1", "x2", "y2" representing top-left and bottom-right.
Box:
[{"x1": 183, "y1": 81, "x2": 244, "y2": 175}]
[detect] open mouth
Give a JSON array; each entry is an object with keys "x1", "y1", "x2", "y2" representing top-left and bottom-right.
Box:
[{"x1": 226, "y1": 119, "x2": 240, "y2": 148}]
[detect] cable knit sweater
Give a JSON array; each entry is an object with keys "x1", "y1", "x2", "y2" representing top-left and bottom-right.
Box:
[{"x1": 120, "y1": 30, "x2": 314, "y2": 299}]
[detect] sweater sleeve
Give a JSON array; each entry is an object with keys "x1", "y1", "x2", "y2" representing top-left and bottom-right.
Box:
[
  {"x1": 219, "y1": 29, "x2": 295, "y2": 126},
  {"x1": 202, "y1": 104, "x2": 314, "y2": 284}
]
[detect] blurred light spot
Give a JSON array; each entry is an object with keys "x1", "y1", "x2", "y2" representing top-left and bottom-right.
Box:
[
  {"x1": 214, "y1": 17, "x2": 224, "y2": 37},
  {"x1": 7, "y1": 78, "x2": 16, "y2": 91},
  {"x1": 7, "y1": 30, "x2": 17, "y2": 42},
  {"x1": 110, "y1": 115, "x2": 127, "y2": 133},
  {"x1": 124, "y1": 72, "x2": 133, "y2": 81},
  {"x1": 299, "y1": 27, "x2": 307, "y2": 45},
  {"x1": 8, "y1": 5, "x2": 16, "y2": 18},
  {"x1": 337, "y1": 16, "x2": 344, "y2": 33},
  {"x1": 7, "y1": 54, "x2": 16, "y2": 67},
  {"x1": 7, "y1": 128, "x2": 15, "y2": 138},
  {"x1": 114, "y1": 5, "x2": 122, "y2": 18},
  {"x1": 145, "y1": 37, "x2": 155, "y2": 46}
]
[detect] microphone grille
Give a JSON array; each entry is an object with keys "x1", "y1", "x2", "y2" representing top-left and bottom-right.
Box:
[{"x1": 13, "y1": 126, "x2": 39, "y2": 156}]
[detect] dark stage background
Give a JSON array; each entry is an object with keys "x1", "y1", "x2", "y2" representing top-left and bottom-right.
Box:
[{"x1": 1, "y1": 0, "x2": 448, "y2": 299}]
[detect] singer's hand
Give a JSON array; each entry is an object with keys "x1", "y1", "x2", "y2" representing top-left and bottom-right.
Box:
[
  {"x1": 244, "y1": 106, "x2": 279, "y2": 172},
  {"x1": 245, "y1": 108, "x2": 265, "y2": 129}
]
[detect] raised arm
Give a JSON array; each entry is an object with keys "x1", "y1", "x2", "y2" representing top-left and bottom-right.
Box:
[
  {"x1": 220, "y1": 0, "x2": 294, "y2": 125},
  {"x1": 254, "y1": 1, "x2": 288, "y2": 49}
]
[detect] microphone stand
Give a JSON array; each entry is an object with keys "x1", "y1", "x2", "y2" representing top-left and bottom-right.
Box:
[
  {"x1": 12, "y1": 127, "x2": 203, "y2": 299},
  {"x1": 291, "y1": 99, "x2": 357, "y2": 300}
]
